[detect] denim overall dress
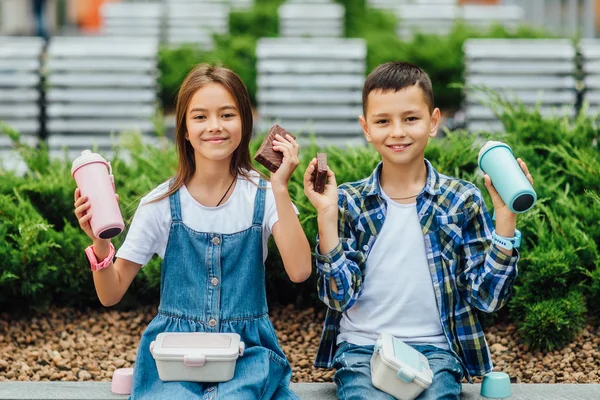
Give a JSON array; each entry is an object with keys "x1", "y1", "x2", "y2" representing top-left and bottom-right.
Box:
[{"x1": 129, "y1": 179, "x2": 298, "y2": 399}]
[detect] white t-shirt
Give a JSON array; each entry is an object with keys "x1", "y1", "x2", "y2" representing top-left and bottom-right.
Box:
[
  {"x1": 337, "y1": 187, "x2": 449, "y2": 349},
  {"x1": 116, "y1": 171, "x2": 297, "y2": 266}
]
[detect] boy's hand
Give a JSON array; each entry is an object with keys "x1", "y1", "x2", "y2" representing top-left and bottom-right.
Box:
[
  {"x1": 304, "y1": 158, "x2": 338, "y2": 216},
  {"x1": 484, "y1": 158, "x2": 534, "y2": 220},
  {"x1": 271, "y1": 133, "x2": 299, "y2": 188}
]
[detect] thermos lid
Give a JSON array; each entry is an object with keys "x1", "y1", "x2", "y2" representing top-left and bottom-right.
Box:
[
  {"x1": 477, "y1": 141, "x2": 512, "y2": 170},
  {"x1": 71, "y1": 150, "x2": 109, "y2": 177}
]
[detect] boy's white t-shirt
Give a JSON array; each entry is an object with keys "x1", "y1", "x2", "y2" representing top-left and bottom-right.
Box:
[
  {"x1": 337, "y1": 187, "x2": 449, "y2": 350},
  {"x1": 116, "y1": 171, "x2": 297, "y2": 266}
]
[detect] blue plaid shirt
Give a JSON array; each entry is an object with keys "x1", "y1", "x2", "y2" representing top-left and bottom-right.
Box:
[{"x1": 314, "y1": 160, "x2": 519, "y2": 378}]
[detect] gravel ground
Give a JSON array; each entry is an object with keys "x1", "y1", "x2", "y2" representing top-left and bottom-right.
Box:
[{"x1": 1, "y1": 304, "x2": 599, "y2": 384}]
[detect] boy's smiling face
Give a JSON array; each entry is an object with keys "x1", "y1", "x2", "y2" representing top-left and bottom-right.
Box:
[{"x1": 359, "y1": 84, "x2": 440, "y2": 167}]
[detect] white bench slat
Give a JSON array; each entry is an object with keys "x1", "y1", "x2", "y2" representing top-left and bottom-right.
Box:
[
  {"x1": 0, "y1": 59, "x2": 40, "y2": 71},
  {"x1": 102, "y1": 27, "x2": 162, "y2": 37},
  {"x1": 258, "y1": 60, "x2": 364, "y2": 74},
  {"x1": 47, "y1": 89, "x2": 155, "y2": 103},
  {"x1": 167, "y1": 3, "x2": 229, "y2": 17},
  {"x1": 279, "y1": 3, "x2": 344, "y2": 19},
  {"x1": 47, "y1": 105, "x2": 155, "y2": 118},
  {"x1": 0, "y1": 104, "x2": 39, "y2": 118},
  {"x1": 260, "y1": 106, "x2": 362, "y2": 120},
  {"x1": 461, "y1": 5, "x2": 523, "y2": 21},
  {"x1": 48, "y1": 120, "x2": 155, "y2": 134},
  {"x1": 0, "y1": 121, "x2": 40, "y2": 135},
  {"x1": 466, "y1": 105, "x2": 576, "y2": 120},
  {"x1": 467, "y1": 120, "x2": 504, "y2": 133},
  {"x1": 47, "y1": 74, "x2": 155, "y2": 88},
  {"x1": 0, "y1": 89, "x2": 39, "y2": 102},
  {"x1": 280, "y1": 27, "x2": 344, "y2": 37},
  {"x1": 258, "y1": 90, "x2": 362, "y2": 104},
  {"x1": 0, "y1": 75, "x2": 39, "y2": 87},
  {"x1": 48, "y1": 38, "x2": 158, "y2": 58},
  {"x1": 259, "y1": 120, "x2": 363, "y2": 135},
  {"x1": 466, "y1": 76, "x2": 576, "y2": 90},
  {"x1": 467, "y1": 61, "x2": 574, "y2": 75},
  {"x1": 397, "y1": 4, "x2": 458, "y2": 19},
  {"x1": 101, "y1": 2, "x2": 163, "y2": 18},
  {"x1": 582, "y1": 76, "x2": 600, "y2": 89},
  {"x1": 464, "y1": 39, "x2": 575, "y2": 59},
  {"x1": 48, "y1": 134, "x2": 160, "y2": 150},
  {"x1": 257, "y1": 38, "x2": 367, "y2": 58},
  {"x1": 258, "y1": 75, "x2": 364, "y2": 89},
  {"x1": 466, "y1": 90, "x2": 576, "y2": 105},
  {"x1": 46, "y1": 58, "x2": 156, "y2": 72},
  {"x1": 0, "y1": 46, "x2": 44, "y2": 58}
]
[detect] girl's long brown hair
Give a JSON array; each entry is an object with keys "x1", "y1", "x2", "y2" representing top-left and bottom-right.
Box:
[{"x1": 149, "y1": 64, "x2": 264, "y2": 204}]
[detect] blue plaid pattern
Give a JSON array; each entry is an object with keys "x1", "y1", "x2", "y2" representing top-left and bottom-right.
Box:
[{"x1": 314, "y1": 160, "x2": 519, "y2": 378}]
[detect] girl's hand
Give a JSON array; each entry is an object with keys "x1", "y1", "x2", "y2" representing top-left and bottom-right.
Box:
[
  {"x1": 271, "y1": 133, "x2": 299, "y2": 188},
  {"x1": 484, "y1": 158, "x2": 534, "y2": 219},
  {"x1": 74, "y1": 188, "x2": 119, "y2": 244},
  {"x1": 303, "y1": 158, "x2": 338, "y2": 216}
]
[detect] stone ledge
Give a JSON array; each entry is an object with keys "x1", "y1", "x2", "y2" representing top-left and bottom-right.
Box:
[{"x1": 0, "y1": 382, "x2": 599, "y2": 399}]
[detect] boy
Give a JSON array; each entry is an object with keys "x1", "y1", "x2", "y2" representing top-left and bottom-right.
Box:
[{"x1": 303, "y1": 61, "x2": 533, "y2": 399}]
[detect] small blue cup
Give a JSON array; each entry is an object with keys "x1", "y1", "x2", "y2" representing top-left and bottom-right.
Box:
[
  {"x1": 478, "y1": 141, "x2": 536, "y2": 214},
  {"x1": 480, "y1": 371, "x2": 511, "y2": 398}
]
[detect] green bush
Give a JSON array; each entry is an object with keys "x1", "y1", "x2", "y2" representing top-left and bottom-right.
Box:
[{"x1": 519, "y1": 291, "x2": 587, "y2": 352}]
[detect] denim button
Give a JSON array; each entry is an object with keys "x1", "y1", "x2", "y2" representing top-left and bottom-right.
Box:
[
  {"x1": 212, "y1": 236, "x2": 220, "y2": 246},
  {"x1": 211, "y1": 277, "x2": 219, "y2": 286},
  {"x1": 209, "y1": 318, "x2": 217, "y2": 327},
  {"x1": 377, "y1": 214, "x2": 383, "y2": 220},
  {"x1": 363, "y1": 245, "x2": 369, "y2": 251}
]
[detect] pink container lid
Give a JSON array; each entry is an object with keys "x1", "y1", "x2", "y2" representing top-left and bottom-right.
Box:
[
  {"x1": 111, "y1": 367, "x2": 134, "y2": 395},
  {"x1": 71, "y1": 150, "x2": 110, "y2": 177}
]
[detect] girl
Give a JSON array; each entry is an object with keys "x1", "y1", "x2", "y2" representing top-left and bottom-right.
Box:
[{"x1": 73, "y1": 64, "x2": 312, "y2": 399}]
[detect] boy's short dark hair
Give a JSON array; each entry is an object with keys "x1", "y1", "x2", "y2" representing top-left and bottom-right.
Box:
[{"x1": 362, "y1": 61, "x2": 435, "y2": 116}]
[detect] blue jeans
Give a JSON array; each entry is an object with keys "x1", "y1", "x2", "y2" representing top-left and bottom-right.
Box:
[{"x1": 333, "y1": 342, "x2": 463, "y2": 400}]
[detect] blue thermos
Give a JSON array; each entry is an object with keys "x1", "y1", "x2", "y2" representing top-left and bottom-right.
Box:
[{"x1": 478, "y1": 141, "x2": 536, "y2": 214}]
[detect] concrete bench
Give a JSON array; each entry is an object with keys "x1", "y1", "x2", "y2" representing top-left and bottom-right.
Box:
[
  {"x1": 45, "y1": 36, "x2": 159, "y2": 159},
  {"x1": 1, "y1": 382, "x2": 599, "y2": 399},
  {"x1": 368, "y1": 0, "x2": 457, "y2": 9},
  {"x1": 256, "y1": 37, "x2": 367, "y2": 147},
  {"x1": 0, "y1": 36, "x2": 44, "y2": 174},
  {"x1": 461, "y1": 4, "x2": 523, "y2": 31},
  {"x1": 165, "y1": 1, "x2": 229, "y2": 49},
  {"x1": 395, "y1": 4, "x2": 524, "y2": 40},
  {"x1": 396, "y1": 4, "x2": 458, "y2": 39},
  {"x1": 165, "y1": 0, "x2": 254, "y2": 11},
  {"x1": 580, "y1": 39, "x2": 600, "y2": 116},
  {"x1": 463, "y1": 39, "x2": 577, "y2": 133},
  {"x1": 279, "y1": 2, "x2": 345, "y2": 38},
  {"x1": 99, "y1": 2, "x2": 163, "y2": 40}
]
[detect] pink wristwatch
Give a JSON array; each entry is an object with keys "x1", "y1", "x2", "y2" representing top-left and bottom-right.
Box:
[{"x1": 85, "y1": 243, "x2": 115, "y2": 271}]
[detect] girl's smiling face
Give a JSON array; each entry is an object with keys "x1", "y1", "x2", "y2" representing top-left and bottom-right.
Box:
[{"x1": 185, "y1": 82, "x2": 243, "y2": 163}]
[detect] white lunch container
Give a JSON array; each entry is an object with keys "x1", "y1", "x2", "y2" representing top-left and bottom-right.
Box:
[
  {"x1": 150, "y1": 332, "x2": 245, "y2": 382},
  {"x1": 370, "y1": 333, "x2": 434, "y2": 400}
]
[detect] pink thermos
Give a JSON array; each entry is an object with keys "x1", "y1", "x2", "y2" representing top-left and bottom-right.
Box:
[{"x1": 71, "y1": 150, "x2": 124, "y2": 239}]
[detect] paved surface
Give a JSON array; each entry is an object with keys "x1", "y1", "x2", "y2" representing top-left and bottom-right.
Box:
[{"x1": 0, "y1": 382, "x2": 599, "y2": 399}]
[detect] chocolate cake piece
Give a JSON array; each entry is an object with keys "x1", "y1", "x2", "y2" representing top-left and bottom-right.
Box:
[
  {"x1": 312, "y1": 153, "x2": 328, "y2": 194},
  {"x1": 254, "y1": 125, "x2": 296, "y2": 173}
]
